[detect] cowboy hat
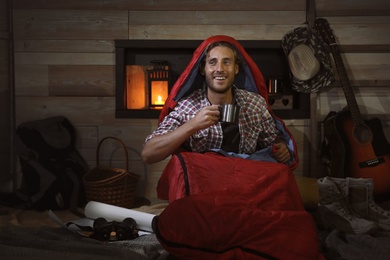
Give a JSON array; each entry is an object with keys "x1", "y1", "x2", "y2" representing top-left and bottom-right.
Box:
[{"x1": 281, "y1": 25, "x2": 334, "y2": 93}]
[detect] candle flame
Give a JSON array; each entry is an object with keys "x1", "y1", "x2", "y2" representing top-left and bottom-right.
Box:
[{"x1": 155, "y1": 95, "x2": 165, "y2": 105}]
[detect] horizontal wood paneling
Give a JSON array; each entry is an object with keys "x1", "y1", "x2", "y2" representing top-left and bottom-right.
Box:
[
  {"x1": 126, "y1": 12, "x2": 390, "y2": 46},
  {"x1": 13, "y1": 0, "x2": 390, "y2": 14},
  {"x1": 14, "y1": 40, "x2": 115, "y2": 53},
  {"x1": 14, "y1": 96, "x2": 158, "y2": 126},
  {"x1": 97, "y1": 126, "x2": 154, "y2": 161},
  {"x1": 15, "y1": 96, "x2": 119, "y2": 125},
  {"x1": 326, "y1": 16, "x2": 390, "y2": 24},
  {"x1": 13, "y1": 0, "x2": 305, "y2": 11},
  {"x1": 317, "y1": 0, "x2": 390, "y2": 16},
  {"x1": 74, "y1": 125, "x2": 98, "y2": 149},
  {"x1": 14, "y1": 53, "x2": 114, "y2": 65},
  {"x1": 14, "y1": 65, "x2": 48, "y2": 96},
  {"x1": 129, "y1": 11, "x2": 306, "y2": 25},
  {"x1": 330, "y1": 80, "x2": 390, "y2": 88},
  {"x1": 128, "y1": 22, "x2": 390, "y2": 46},
  {"x1": 330, "y1": 24, "x2": 390, "y2": 45},
  {"x1": 49, "y1": 65, "x2": 115, "y2": 96},
  {"x1": 318, "y1": 89, "x2": 390, "y2": 118},
  {"x1": 324, "y1": 16, "x2": 390, "y2": 51},
  {"x1": 73, "y1": 125, "x2": 98, "y2": 167},
  {"x1": 339, "y1": 53, "x2": 390, "y2": 82},
  {"x1": 13, "y1": 10, "x2": 128, "y2": 40},
  {"x1": 342, "y1": 53, "x2": 390, "y2": 67},
  {"x1": 129, "y1": 24, "x2": 298, "y2": 40}
]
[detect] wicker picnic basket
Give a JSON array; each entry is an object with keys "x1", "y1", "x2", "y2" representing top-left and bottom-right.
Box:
[{"x1": 83, "y1": 137, "x2": 140, "y2": 209}]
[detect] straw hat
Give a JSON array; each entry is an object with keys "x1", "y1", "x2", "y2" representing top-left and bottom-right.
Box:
[
  {"x1": 288, "y1": 44, "x2": 320, "y2": 81},
  {"x1": 281, "y1": 25, "x2": 334, "y2": 93}
]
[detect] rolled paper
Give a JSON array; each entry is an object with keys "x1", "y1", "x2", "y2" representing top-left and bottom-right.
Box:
[{"x1": 84, "y1": 201, "x2": 156, "y2": 232}]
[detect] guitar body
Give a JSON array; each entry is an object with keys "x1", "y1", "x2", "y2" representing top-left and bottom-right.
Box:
[{"x1": 325, "y1": 109, "x2": 390, "y2": 197}]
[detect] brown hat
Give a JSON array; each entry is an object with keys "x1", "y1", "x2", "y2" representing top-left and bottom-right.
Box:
[{"x1": 282, "y1": 25, "x2": 334, "y2": 93}]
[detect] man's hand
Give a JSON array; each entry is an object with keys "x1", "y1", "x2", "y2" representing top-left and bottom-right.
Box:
[
  {"x1": 271, "y1": 140, "x2": 291, "y2": 163},
  {"x1": 141, "y1": 105, "x2": 220, "y2": 164},
  {"x1": 191, "y1": 105, "x2": 220, "y2": 130}
]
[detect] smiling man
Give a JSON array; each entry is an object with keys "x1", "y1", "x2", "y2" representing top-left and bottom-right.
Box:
[{"x1": 141, "y1": 40, "x2": 291, "y2": 165}]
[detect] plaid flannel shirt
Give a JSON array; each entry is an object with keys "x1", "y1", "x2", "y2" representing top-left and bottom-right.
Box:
[{"x1": 145, "y1": 86, "x2": 279, "y2": 154}]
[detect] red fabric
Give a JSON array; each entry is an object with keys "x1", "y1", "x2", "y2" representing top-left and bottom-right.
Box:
[
  {"x1": 158, "y1": 152, "x2": 297, "y2": 204},
  {"x1": 155, "y1": 152, "x2": 323, "y2": 259}
]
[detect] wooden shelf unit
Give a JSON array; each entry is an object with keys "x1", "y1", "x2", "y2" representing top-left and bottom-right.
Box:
[{"x1": 115, "y1": 39, "x2": 310, "y2": 119}]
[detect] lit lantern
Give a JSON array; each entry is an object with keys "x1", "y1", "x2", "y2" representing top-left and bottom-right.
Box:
[{"x1": 147, "y1": 60, "x2": 171, "y2": 108}]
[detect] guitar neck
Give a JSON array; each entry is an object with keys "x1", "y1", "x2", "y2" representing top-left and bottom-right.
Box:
[{"x1": 329, "y1": 43, "x2": 364, "y2": 126}]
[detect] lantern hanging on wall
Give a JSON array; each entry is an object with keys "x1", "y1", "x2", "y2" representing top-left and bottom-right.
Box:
[{"x1": 147, "y1": 60, "x2": 171, "y2": 108}]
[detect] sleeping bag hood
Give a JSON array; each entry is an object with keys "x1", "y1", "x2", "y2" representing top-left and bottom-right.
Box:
[{"x1": 159, "y1": 35, "x2": 299, "y2": 170}]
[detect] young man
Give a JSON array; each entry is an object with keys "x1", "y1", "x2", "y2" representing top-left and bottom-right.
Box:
[
  {"x1": 141, "y1": 41, "x2": 291, "y2": 164},
  {"x1": 138, "y1": 38, "x2": 327, "y2": 260}
]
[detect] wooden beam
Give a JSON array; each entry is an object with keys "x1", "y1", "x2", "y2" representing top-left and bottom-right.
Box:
[{"x1": 13, "y1": 0, "x2": 305, "y2": 11}]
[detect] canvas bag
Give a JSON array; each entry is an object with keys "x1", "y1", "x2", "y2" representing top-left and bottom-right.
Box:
[{"x1": 15, "y1": 116, "x2": 89, "y2": 211}]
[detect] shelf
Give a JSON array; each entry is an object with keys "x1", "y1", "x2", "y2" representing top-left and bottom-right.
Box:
[{"x1": 115, "y1": 39, "x2": 310, "y2": 119}]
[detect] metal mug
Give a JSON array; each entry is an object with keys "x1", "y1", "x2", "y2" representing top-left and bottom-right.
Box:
[{"x1": 219, "y1": 104, "x2": 240, "y2": 124}]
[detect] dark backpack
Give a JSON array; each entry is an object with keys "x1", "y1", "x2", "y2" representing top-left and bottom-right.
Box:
[{"x1": 15, "y1": 116, "x2": 89, "y2": 211}]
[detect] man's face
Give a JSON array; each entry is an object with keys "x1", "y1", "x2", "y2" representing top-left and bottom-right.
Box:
[{"x1": 203, "y1": 46, "x2": 239, "y2": 94}]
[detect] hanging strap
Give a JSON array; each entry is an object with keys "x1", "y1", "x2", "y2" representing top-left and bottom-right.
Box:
[{"x1": 306, "y1": 0, "x2": 316, "y2": 27}]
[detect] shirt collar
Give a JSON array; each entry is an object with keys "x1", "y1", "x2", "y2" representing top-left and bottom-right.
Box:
[{"x1": 201, "y1": 84, "x2": 245, "y2": 106}]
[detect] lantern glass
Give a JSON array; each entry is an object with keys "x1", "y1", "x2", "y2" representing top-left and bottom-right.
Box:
[
  {"x1": 151, "y1": 81, "x2": 168, "y2": 106},
  {"x1": 147, "y1": 61, "x2": 171, "y2": 108}
]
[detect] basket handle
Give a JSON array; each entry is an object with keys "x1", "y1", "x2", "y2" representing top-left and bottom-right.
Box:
[{"x1": 96, "y1": 136, "x2": 129, "y2": 171}]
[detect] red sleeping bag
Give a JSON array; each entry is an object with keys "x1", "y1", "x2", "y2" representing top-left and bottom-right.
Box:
[{"x1": 154, "y1": 152, "x2": 323, "y2": 259}]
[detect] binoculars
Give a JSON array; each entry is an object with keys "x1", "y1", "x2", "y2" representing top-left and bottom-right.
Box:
[{"x1": 92, "y1": 217, "x2": 138, "y2": 241}]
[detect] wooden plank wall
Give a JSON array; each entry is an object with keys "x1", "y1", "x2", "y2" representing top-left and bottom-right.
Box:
[{"x1": 11, "y1": 0, "x2": 390, "y2": 203}]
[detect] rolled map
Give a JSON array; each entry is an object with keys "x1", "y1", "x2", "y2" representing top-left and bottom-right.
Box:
[{"x1": 84, "y1": 201, "x2": 156, "y2": 232}]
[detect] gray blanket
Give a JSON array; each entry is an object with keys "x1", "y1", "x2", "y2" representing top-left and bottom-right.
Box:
[
  {"x1": 321, "y1": 229, "x2": 390, "y2": 260},
  {"x1": 0, "y1": 225, "x2": 168, "y2": 260}
]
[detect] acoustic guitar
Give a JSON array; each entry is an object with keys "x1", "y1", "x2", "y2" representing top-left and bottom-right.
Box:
[{"x1": 315, "y1": 18, "x2": 390, "y2": 198}]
